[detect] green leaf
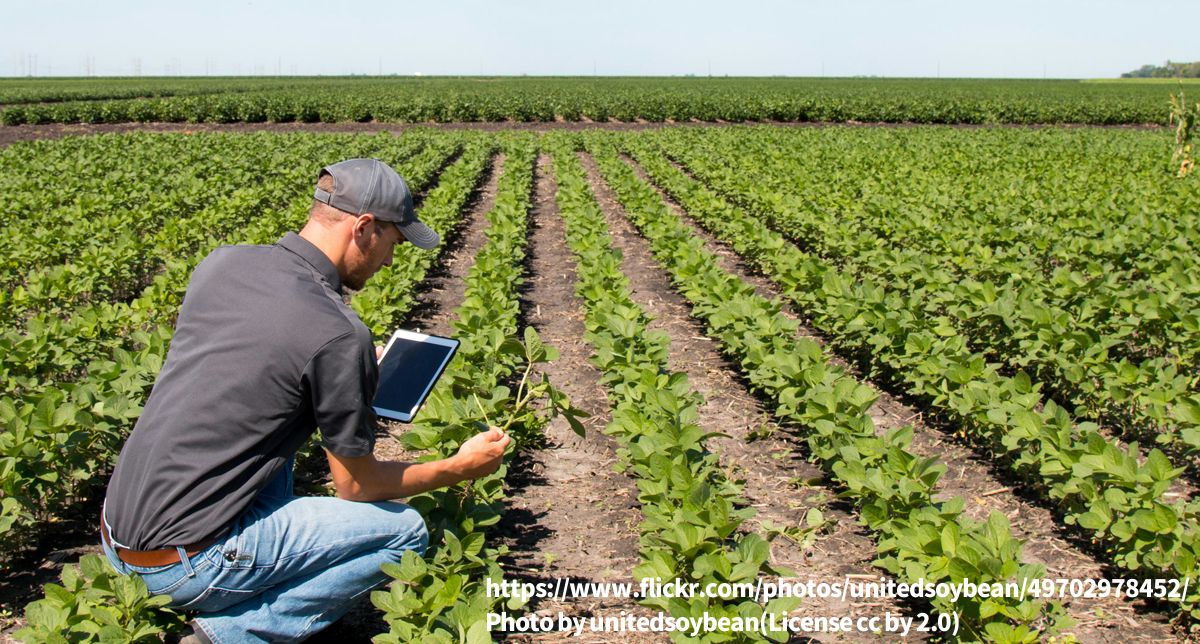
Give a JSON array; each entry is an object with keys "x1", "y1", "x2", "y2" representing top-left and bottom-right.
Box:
[{"x1": 465, "y1": 619, "x2": 492, "y2": 644}]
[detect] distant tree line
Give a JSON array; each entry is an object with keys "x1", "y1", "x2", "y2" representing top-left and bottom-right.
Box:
[{"x1": 1123, "y1": 61, "x2": 1200, "y2": 78}]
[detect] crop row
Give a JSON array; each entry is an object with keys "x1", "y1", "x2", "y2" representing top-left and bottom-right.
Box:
[
  {"x1": 2, "y1": 134, "x2": 438, "y2": 329},
  {"x1": 0, "y1": 77, "x2": 1182, "y2": 126},
  {"x1": 579, "y1": 135, "x2": 1060, "y2": 642},
  {"x1": 371, "y1": 137, "x2": 536, "y2": 644},
  {"x1": 546, "y1": 139, "x2": 796, "y2": 642},
  {"x1": 371, "y1": 135, "x2": 585, "y2": 643},
  {"x1": 653, "y1": 127, "x2": 1200, "y2": 460},
  {"x1": 613, "y1": 135, "x2": 1200, "y2": 622},
  {"x1": 0, "y1": 77, "x2": 273, "y2": 106}
]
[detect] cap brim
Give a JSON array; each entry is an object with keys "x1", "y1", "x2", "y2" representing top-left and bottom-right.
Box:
[{"x1": 397, "y1": 220, "x2": 439, "y2": 250}]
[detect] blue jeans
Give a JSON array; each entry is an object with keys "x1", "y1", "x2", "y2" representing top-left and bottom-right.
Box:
[{"x1": 100, "y1": 460, "x2": 429, "y2": 643}]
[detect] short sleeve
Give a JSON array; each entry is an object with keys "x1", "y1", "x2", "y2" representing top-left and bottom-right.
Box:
[{"x1": 304, "y1": 329, "x2": 379, "y2": 457}]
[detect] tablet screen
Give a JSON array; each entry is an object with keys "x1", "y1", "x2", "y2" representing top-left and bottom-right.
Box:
[{"x1": 373, "y1": 330, "x2": 459, "y2": 423}]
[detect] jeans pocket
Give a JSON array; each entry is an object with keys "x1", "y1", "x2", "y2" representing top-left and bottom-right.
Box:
[
  {"x1": 142, "y1": 569, "x2": 192, "y2": 597},
  {"x1": 148, "y1": 556, "x2": 216, "y2": 601},
  {"x1": 175, "y1": 584, "x2": 260, "y2": 613}
]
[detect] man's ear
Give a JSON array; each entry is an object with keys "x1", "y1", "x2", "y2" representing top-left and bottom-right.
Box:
[{"x1": 352, "y1": 213, "x2": 375, "y2": 240}]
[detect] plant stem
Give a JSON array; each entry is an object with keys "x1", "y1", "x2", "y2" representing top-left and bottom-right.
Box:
[
  {"x1": 472, "y1": 393, "x2": 492, "y2": 426},
  {"x1": 498, "y1": 361, "x2": 539, "y2": 433}
]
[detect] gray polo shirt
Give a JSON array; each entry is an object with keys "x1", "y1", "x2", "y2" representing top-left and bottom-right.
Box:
[{"x1": 104, "y1": 233, "x2": 378, "y2": 551}]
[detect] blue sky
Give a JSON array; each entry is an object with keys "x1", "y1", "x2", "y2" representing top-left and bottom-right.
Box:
[{"x1": 5, "y1": 0, "x2": 1197, "y2": 78}]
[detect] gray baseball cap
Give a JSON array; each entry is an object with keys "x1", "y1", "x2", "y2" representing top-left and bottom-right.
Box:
[{"x1": 314, "y1": 158, "x2": 439, "y2": 250}]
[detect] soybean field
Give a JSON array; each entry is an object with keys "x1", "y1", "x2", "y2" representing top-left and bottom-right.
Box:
[{"x1": 1, "y1": 122, "x2": 1199, "y2": 643}]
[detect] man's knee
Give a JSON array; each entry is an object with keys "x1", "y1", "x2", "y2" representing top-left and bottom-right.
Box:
[
  {"x1": 376, "y1": 501, "x2": 429, "y2": 558},
  {"x1": 407, "y1": 517, "x2": 430, "y2": 557}
]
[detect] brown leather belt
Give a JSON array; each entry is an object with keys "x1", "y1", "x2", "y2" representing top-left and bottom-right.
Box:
[{"x1": 100, "y1": 518, "x2": 219, "y2": 568}]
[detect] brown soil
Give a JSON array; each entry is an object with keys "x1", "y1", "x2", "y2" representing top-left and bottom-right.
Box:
[
  {"x1": 495, "y1": 155, "x2": 659, "y2": 643},
  {"x1": 577, "y1": 152, "x2": 923, "y2": 640},
  {"x1": 607, "y1": 153, "x2": 1180, "y2": 642}
]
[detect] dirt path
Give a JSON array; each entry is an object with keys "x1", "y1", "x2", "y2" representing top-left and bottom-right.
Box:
[
  {"x1": 576, "y1": 152, "x2": 923, "y2": 640},
  {"x1": 615, "y1": 154, "x2": 1180, "y2": 642},
  {"x1": 495, "y1": 155, "x2": 658, "y2": 643}
]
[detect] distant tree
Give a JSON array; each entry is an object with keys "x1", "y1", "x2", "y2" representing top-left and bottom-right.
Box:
[
  {"x1": 1121, "y1": 61, "x2": 1200, "y2": 78},
  {"x1": 1122, "y1": 64, "x2": 1159, "y2": 78}
]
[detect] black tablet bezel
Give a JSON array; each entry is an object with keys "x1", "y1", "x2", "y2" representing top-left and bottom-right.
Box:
[{"x1": 372, "y1": 329, "x2": 459, "y2": 423}]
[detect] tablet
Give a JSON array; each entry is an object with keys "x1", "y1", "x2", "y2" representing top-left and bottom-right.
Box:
[{"x1": 373, "y1": 329, "x2": 460, "y2": 423}]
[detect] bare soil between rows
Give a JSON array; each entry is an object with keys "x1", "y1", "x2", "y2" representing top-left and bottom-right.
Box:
[
  {"x1": 611, "y1": 152, "x2": 1182, "y2": 642},
  {"x1": 493, "y1": 154, "x2": 658, "y2": 643},
  {"x1": 577, "y1": 152, "x2": 921, "y2": 641}
]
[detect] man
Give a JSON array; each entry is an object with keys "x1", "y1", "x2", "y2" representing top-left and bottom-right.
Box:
[{"x1": 100, "y1": 158, "x2": 510, "y2": 643}]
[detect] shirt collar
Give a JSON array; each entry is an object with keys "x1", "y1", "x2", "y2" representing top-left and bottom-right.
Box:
[{"x1": 277, "y1": 232, "x2": 343, "y2": 294}]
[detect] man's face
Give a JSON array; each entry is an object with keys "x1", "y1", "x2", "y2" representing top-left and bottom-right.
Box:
[{"x1": 344, "y1": 218, "x2": 407, "y2": 291}]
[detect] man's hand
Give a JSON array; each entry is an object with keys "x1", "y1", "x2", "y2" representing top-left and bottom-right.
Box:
[
  {"x1": 324, "y1": 428, "x2": 511, "y2": 502},
  {"x1": 452, "y1": 427, "x2": 511, "y2": 479},
  {"x1": 376, "y1": 345, "x2": 384, "y2": 361}
]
